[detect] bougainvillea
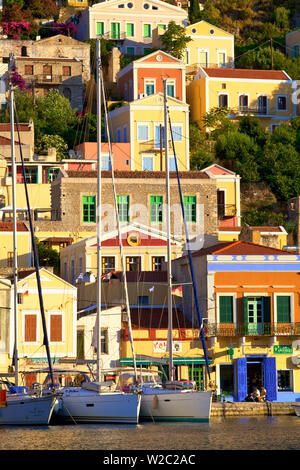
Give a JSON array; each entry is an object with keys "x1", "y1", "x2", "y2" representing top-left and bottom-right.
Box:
[
  {"x1": 2, "y1": 21, "x2": 31, "y2": 40},
  {"x1": 11, "y1": 68, "x2": 28, "y2": 91}
]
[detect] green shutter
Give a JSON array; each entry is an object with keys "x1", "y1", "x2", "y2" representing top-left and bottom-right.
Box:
[
  {"x1": 150, "y1": 195, "x2": 163, "y2": 222},
  {"x1": 183, "y1": 196, "x2": 196, "y2": 222},
  {"x1": 219, "y1": 296, "x2": 233, "y2": 323},
  {"x1": 96, "y1": 22, "x2": 104, "y2": 36},
  {"x1": 263, "y1": 296, "x2": 271, "y2": 322},
  {"x1": 126, "y1": 23, "x2": 134, "y2": 37},
  {"x1": 276, "y1": 296, "x2": 290, "y2": 323},
  {"x1": 243, "y1": 296, "x2": 248, "y2": 335},
  {"x1": 143, "y1": 24, "x2": 151, "y2": 37},
  {"x1": 82, "y1": 195, "x2": 96, "y2": 223},
  {"x1": 117, "y1": 195, "x2": 129, "y2": 222}
]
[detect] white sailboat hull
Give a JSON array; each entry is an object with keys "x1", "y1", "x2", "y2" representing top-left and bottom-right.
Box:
[
  {"x1": 0, "y1": 394, "x2": 57, "y2": 425},
  {"x1": 140, "y1": 389, "x2": 212, "y2": 422},
  {"x1": 293, "y1": 404, "x2": 300, "y2": 417},
  {"x1": 54, "y1": 389, "x2": 141, "y2": 424}
]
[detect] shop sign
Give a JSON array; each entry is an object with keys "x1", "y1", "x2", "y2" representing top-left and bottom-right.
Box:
[
  {"x1": 273, "y1": 345, "x2": 293, "y2": 354},
  {"x1": 242, "y1": 345, "x2": 270, "y2": 355},
  {"x1": 153, "y1": 340, "x2": 182, "y2": 353}
]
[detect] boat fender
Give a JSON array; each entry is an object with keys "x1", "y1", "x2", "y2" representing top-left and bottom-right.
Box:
[
  {"x1": 0, "y1": 390, "x2": 6, "y2": 407},
  {"x1": 152, "y1": 395, "x2": 158, "y2": 409}
]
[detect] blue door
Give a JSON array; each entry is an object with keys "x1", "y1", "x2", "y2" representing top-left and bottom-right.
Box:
[
  {"x1": 236, "y1": 357, "x2": 247, "y2": 401},
  {"x1": 263, "y1": 357, "x2": 277, "y2": 401}
]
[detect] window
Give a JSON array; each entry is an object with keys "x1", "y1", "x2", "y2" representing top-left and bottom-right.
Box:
[
  {"x1": 24, "y1": 64, "x2": 33, "y2": 75},
  {"x1": 21, "y1": 46, "x2": 27, "y2": 57},
  {"x1": 277, "y1": 95, "x2": 287, "y2": 111},
  {"x1": 154, "y1": 124, "x2": 164, "y2": 148},
  {"x1": 117, "y1": 195, "x2": 129, "y2": 222},
  {"x1": 137, "y1": 124, "x2": 149, "y2": 141},
  {"x1": 138, "y1": 295, "x2": 149, "y2": 305},
  {"x1": 126, "y1": 23, "x2": 134, "y2": 37},
  {"x1": 171, "y1": 125, "x2": 182, "y2": 141},
  {"x1": 142, "y1": 156, "x2": 153, "y2": 171},
  {"x1": 219, "y1": 94, "x2": 228, "y2": 108},
  {"x1": 239, "y1": 94, "x2": 248, "y2": 110},
  {"x1": 63, "y1": 261, "x2": 67, "y2": 281},
  {"x1": 219, "y1": 296, "x2": 233, "y2": 323},
  {"x1": 25, "y1": 167, "x2": 38, "y2": 183},
  {"x1": 43, "y1": 65, "x2": 52, "y2": 78},
  {"x1": 152, "y1": 256, "x2": 164, "y2": 271},
  {"x1": 111, "y1": 22, "x2": 120, "y2": 39},
  {"x1": 96, "y1": 22, "x2": 104, "y2": 36},
  {"x1": 102, "y1": 256, "x2": 115, "y2": 274},
  {"x1": 166, "y1": 82, "x2": 175, "y2": 97},
  {"x1": 271, "y1": 124, "x2": 280, "y2": 133},
  {"x1": 143, "y1": 24, "x2": 151, "y2": 38},
  {"x1": 258, "y1": 95, "x2": 267, "y2": 114},
  {"x1": 276, "y1": 295, "x2": 291, "y2": 323},
  {"x1": 145, "y1": 80, "x2": 155, "y2": 96},
  {"x1": 169, "y1": 156, "x2": 176, "y2": 171},
  {"x1": 101, "y1": 329, "x2": 108, "y2": 354},
  {"x1": 199, "y1": 51, "x2": 208, "y2": 67},
  {"x1": 126, "y1": 256, "x2": 141, "y2": 271},
  {"x1": 123, "y1": 126, "x2": 127, "y2": 142},
  {"x1": 183, "y1": 195, "x2": 196, "y2": 223},
  {"x1": 218, "y1": 52, "x2": 226, "y2": 67},
  {"x1": 150, "y1": 195, "x2": 163, "y2": 222},
  {"x1": 292, "y1": 44, "x2": 299, "y2": 58},
  {"x1": 82, "y1": 195, "x2": 96, "y2": 223},
  {"x1": 117, "y1": 127, "x2": 121, "y2": 142},
  {"x1": 47, "y1": 167, "x2": 60, "y2": 183},
  {"x1": 101, "y1": 155, "x2": 112, "y2": 170},
  {"x1": 126, "y1": 47, "x2": 135, "y2": 55},
  {"x1": 7, "y1": 251, "x2": 13, "y2": 267},
  {"x1": 63, "y1": 66, "x2": 71, "y2": 76},
  {"x1": 63, "y1": 87, "x2": 71, "y2": 101},
  {"x1": 77, "y1": 330, "x2": 84, "y2": 359},
  {"x1": 277, "y1": 370, "x2": 293, "y2": 391},
  {"x1": 50, "y1": 313, "x2": 63, "y2": 342},
  {"x1": 71, "y1": 259, "x2": 75, "y2": 284},
  {"x1": 24, "y1": 313, "x2": 37, "y2": 342},
  {"x1": 158, "y1": 24, "x2": 166, "y2": 31}
]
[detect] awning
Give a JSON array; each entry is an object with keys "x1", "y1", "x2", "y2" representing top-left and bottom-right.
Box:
[{"x1": 120, "y1": 357, "x2": 212, "y2": 366}]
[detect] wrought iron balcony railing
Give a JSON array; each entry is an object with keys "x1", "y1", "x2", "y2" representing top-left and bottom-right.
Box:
[
  {"x1": 217, "y1": 204, "x2": 237, "y2": 219},
  {"x1": 205, "y1": 322, "x2": 300, "y2": 337}
]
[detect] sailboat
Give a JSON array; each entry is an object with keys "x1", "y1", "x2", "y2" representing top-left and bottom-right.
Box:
[
  {"x1": 51, "y1": 40, "x2": 141, "y2": 424},
  {"x1": 0, "y1": 82, "x2": 58, "y2": 425},
  {"x1": 115, "y1": 81, "x2": 212, "y2": 422}
]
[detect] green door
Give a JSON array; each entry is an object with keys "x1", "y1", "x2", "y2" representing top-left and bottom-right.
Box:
[
  {"x1": 247, "y1": 297, "x2": 263, "y2": 335},
  {"x1": 188, "y1": 365, "x2": 203, "y2": 390}
]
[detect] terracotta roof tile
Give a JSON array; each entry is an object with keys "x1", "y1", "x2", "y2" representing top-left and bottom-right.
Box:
[
  {"x1": 65, "y1": 170, "x2": 209, "y2": 179},
  {"x1": 130, "y1": 306, "x2": 192, "y2": 329},
  {"x1": 203, "y1": 68, "x2": 290, "y2": 80},
  {"x1": 0, "y1": 222, "x2": 28, "y2": 232},
  {"x1": 219, "y1": 226, "x2": 283, "y2": 232},
  {"x1": 189, "y1": 240, "x2": 290, "y2": 258}
]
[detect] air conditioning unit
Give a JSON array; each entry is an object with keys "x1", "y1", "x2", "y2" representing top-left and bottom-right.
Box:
[
  {"x1": 138, "y1": 93, "x2": 145, "y2": 99},
  {"x1": 46, "y1": 75, "x2": 51, "y2": 80}
]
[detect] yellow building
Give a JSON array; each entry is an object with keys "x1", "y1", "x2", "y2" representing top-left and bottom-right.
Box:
[
  {"x1": 187, "y1": 67, "x2": 297, "y2": 133},
  {"x1": 60, "y1": 223, "x2": 183, "y2": 284},
  {"x1": 201, "y1": 164, "x2": 241, "y2": 228},
  {"x1": 286, "y1": 29, "x2": 300, "y2": 58},
  {"x1": 0, "y1": 221, "x2": 32, "y2": 269},
  {"x1": 107, "y1": 93, "x2": 189, "y2": 171},
  {"x1": 184, "y1": 20, "x2": 234, "y2": 75},
  {"x1": 66, "y1": 0, "x2": 89, "y2": 7},
  {"x1": 13, "y1": 268, "x2": 77, "y2": 386}
]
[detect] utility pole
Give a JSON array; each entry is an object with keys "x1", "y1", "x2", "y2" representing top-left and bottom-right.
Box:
[{"x1": 270, "y1": 38, "x2": 273, "y2": 70}]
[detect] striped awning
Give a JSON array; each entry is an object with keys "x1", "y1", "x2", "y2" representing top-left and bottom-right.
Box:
[{"x1": 120, "y1": 357, "x2": 212, "y2": 366}]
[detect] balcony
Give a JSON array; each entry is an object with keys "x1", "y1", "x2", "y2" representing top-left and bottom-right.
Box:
[
  {"x1": 205, "y1": 322, "x2": 300, "y2": 337},
  {"x1": 96, "y1": 31, "x2": 127, "y2": 41},
  {"x1": 138, "y1": 139, "x2": 173, "y2": 153},
  {"x1": 217, "y1": 204, "x2": 237, "y2": 220},
  {"x1": 25, "y1": 75, "x2": 65, "y2": 85},
  {"x1": 231, "y1": 105, "x2": 278, "y2": 116}
]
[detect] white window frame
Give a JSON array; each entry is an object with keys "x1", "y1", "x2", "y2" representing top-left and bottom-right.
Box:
[
  {"x1": 273, "y1": 292, "x2": 294, "y2": 324},
  {"x1": 144, "y1": 78, "x2": 156, "y2": 96},
  {"x1": 22, "y1": 310, "x2": 40, "y2": 344},
  {"x1": 48, "y1": 311, "x2": 65, "y2": 344},
  {"x1": 238, "y1": 92, "x2": 249, "y2": 110},
  {"x1": 166, "y1": 79, "x2": 176, "y2": 98},
  {"x1": 277, "y1": 369, "x2": 294, "y2": 392},
  {"x1": 216, "y1": 293, "x2": 237, "y2": 325}
]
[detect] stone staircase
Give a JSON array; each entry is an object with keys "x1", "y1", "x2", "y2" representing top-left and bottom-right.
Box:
[{"x1": 211, "y1": 402, "x2": 297, "y2": 417}]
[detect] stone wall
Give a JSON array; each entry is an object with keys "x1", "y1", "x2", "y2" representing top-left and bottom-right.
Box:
[
  {"x1": 211, "y1": 402, "x2": 297, "y2": 417},
  {"x1": 38, "y1": 172, "x2": 218, "y2": 238}
]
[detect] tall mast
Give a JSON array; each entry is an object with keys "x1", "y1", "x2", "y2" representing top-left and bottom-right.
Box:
[
  {"x1": 96, "y1": 39, "x2": 102, "y2": 383},
  {"x1": 164, "y1": 80, "x2": 174, "y2": 382},
  {"x1": 10, "y1": 84, "x2": 18, "y2": 387}
]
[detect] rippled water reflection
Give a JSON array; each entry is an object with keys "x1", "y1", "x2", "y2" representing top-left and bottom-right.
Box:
[{"x1": 0, "y1": 416, "x2": 299, "y2": 450}]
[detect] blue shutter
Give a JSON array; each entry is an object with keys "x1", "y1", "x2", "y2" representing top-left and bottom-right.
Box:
[
  {"x1": 236, "y1": 357, "x2": 247, "y2": 401},
  {"x1": 263, "y1": 357, "x2": 277, "y2": 401}
]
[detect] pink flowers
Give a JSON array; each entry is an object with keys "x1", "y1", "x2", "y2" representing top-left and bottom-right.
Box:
[
  {"x1": 2, "y1": 21, "x2": 31, "y2": 40},
  {"x1": 11, "y1": 68, "x2": 28, "y2": 91}
]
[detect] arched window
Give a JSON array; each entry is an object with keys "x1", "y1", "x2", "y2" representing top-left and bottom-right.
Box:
[
  {"x1": 21, "y1": 46, "x2": 27, "y2": 57},
  {"x1": 63, "y1": 87, "x2": 71, "y2": 101}
]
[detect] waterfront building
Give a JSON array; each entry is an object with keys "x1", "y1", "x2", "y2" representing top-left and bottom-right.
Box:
[
  {"x1": 0, "y1": 268, "x2": 77, "y2": 387},
  {"x1": 218, "y1": 224, "x2": 288, "y2": 250},
  {"x1": 0, "y1": 222, "x2": 32, "y2": 271},
  {"x1": 172, "y1": 240, "x2": 300, "y2": 402},
  {"x1": 60, "y1": 222, "x2": 182, "y2": 284},
  {"x1": 285, "y1": 29, "x2": 300, "y2": 59},
  {"x1": 186, "y1": 67, "x2": 297, "y2": 133},
  {"x1": 75, "y1": 0, "x2": 187, "y2": 55}
]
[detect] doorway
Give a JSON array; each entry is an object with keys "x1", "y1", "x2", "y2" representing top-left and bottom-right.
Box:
[{"x1": 247, "y1": 358, "x2": 264, "y2": 393}]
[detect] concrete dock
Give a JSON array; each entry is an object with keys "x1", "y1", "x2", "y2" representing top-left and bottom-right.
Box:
[{"x1": 211, "y1": 402, "x2": 297, "y2": 417}]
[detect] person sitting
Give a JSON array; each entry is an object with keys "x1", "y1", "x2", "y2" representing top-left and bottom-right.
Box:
[{"x1": 258, "y1": 385, "x2": 266, "y2": 402}]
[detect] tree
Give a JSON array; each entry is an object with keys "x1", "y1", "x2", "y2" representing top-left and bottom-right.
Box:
[
  {"x1": 36, "y1": 238, "x2": 60, "y2": 275},
  {"x1": 189, "y1": 121, "x2": 214, "y2": 170},
  {"x1": 35, "y1": 134, "x2": 68, "y2": 161},
  {"x1": 188, "y1": 0, "x2": 201, "y2": 25},
  {"x1": 274, "y1": 6, "x2": 290, "y2": 31},
  {"x1": 160, "y1": 21, "x2": 191, "y2": 59}
]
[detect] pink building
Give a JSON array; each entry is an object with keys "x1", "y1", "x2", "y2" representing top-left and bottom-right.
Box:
[{"x1": 74, "y1": 142, "x2": 131, "y2": 171}]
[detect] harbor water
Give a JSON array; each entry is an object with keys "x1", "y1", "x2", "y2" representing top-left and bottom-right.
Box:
[{"x1": 0, "y1": 416, "x2": 299, "y2": 450}]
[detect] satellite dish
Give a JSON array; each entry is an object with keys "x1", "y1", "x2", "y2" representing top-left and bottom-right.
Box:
[
  {"x1": 68, "y1": 150, "x2": 76, "y2": 159},
  {"x1": 76, "y1": 151, "x2": 83, "y2": 159}
]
